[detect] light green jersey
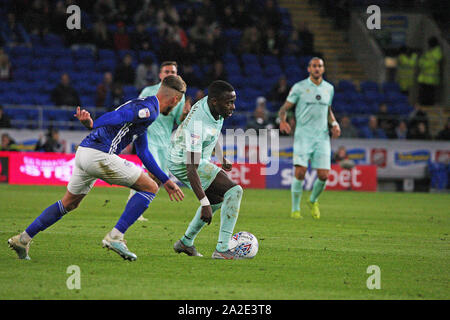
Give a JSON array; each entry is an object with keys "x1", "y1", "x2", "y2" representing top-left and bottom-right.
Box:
[
  {"x1": 286, "y1": 77, "x2": 334, "y2": 139},
  {"x1": 169, "y1": 96, "x2": 223, "y2": 165},
  {"x1": 139, "y1": 82, "x2": 186, "y2": 147}
]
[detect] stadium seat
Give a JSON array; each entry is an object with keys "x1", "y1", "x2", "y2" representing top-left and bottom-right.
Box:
[
  {"x1": 360, "y1": 80, "x2": 379, "y2": 92},
  {"x1": 338, "y1": 80, "x2": 357, "y2": 92},
  {"x1": 382, "y1": 81, "x2": 401, "y2": 93}
]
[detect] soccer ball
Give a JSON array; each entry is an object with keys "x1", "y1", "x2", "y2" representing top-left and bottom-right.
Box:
[{"x1": 229, "y1": 231, "x2": 259, "y2": 259}]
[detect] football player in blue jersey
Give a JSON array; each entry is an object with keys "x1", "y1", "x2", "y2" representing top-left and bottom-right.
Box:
[{"x1": 8, "y1": 75, "x2": 186, "y2": 261}]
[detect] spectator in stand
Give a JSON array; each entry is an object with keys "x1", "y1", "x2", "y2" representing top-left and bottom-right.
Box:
[
  {"x1": 135, "y1": 56, "x2": 158, "y2": 90},
  {"x1": 408, "y1": 104, "x2": 429, "y2": 138},
  {"x1": 233, "y1": 2, "x2": 251, "y2": 29},
  {"x1": 417, "y1": 37, "x2": 443, "y2": 105},
  {"x1": 240, "y1": 26, "x2": 262, "y2": 55},
  {"x1": 332, "y1": 146, "x2": 355, "y2": 169},
  {"x1": 1, "y1": 133, "x2": 18, "y2": 151},
  {"x1": 189, "y1": 16, "x2": 210, "y2": 56},
  {"x1": 172, "y1": 24, "x2": 189, "y2": 51},
  {"x1": 94, "y1": 0, "x2": 117, "y2": 23},
  {"x1": 297, "y1": 22, "x2": 314, "y2": 55},
  {"x1": 197, "y1": 0, "x2": 217, "y2": 25},
  {"x1": 269, "y1": 75, "x2": 289, "y2": 105},
  {"x1": 208, "y1": 24, "x2": 226, "y2": 62},
  {"x1": 131, "y1": 23, "x2": 151, "y2": 51},
  {"x1": 285, "y1": 27, "x2": 303, "y2": 55},
  {"x1": 0, "y1": 51, "x2": 13, "y2": 81},
  {"x1": 50, "y1": 0, "x2": 68, "y2": 35},
  {"x1": 51, "y1": 73, "x2": 81, "y2": 107},
  {"x1": 339, "y1": 115, "x2": 358, "y2": 139},
  {"x1": 360, "y1": 115, "x2": 387, "y2": 139},
  {"x1": 114, "y1": 54, "x2": 135, "y2": 85},
  {"x1": 377, "y1": 103, "x2": 396, "y2": 138},
  {"x1": 114, "y1": 0, "x2": 132, "y2": 25},
  {"x1": 246, "y1": 97, "x2": 274, "y2": 131},
  {"x1": 435, "y1": 117, "x2": 450, "y2": 141},
  {"x1": 221, "y1": 5, "x2": 237, "y2": 29},
  {"x1": 134, "y1": 3, "x2": 157, "y2": 28},
  {"x1": 25, "y1": 0, "x2": 50, "y2": 36},
  {"x1": 207, "y1": 60, "x2": 227, "y2": 84},
  {"x1": 261, "y1": 0, "x2": 281, "y2": 29},
  {"x1": 113, "y1": 21, "x2": 131, "y2": 51},
  {"x1": 262, "y1": 27, "x2": 284, "y2": 57},
  {"x1": 92, "y1": 20, "x2": 113, "y2": 50},
  {"x1": 395, "y1": 120, "x2": 408, "y2": 139},
  {"x1": 106, "y1": 83, "x2": 126, "y2": 111},
  {"x1": 180, "y1": 64, "x2": 202, "y2": 88},
  {"x1": 408, "y1": 122, "x2": 432, "y2": 140},
  {"x1": 0, "y1": 106, "x2": 12, "y2": 128},
  {"x1": 35, "y1": 128, "x2": 65, "y2": 153},
  {"x1": 1, "y1": 13, "x2": 31, "y2": 47},
  {"x1": 95, "y1": 72, "x2": 113, "y2": 107}
]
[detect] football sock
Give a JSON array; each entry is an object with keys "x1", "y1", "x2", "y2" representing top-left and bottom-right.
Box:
[
  {"x1": 181, "y1": 202, "x2": 222, "y2": 247},
  {"x1": 291, "y1": 177, "x2": 304, "y2": 212},
  {"x1": 310, "y1": 178, "x2": 327, "y2": 203},
  {"x1": 114, "y1": 191, "x2": 155, "y2": 234},
  {"x1": 216, "y1": 185, "x2": 243, "y2": 252},
  {"x1": 25, "y1": 200, "x2": 68, "y2": 238}
]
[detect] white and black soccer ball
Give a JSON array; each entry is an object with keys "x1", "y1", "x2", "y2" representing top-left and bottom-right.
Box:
[{"x1": 229, "y1": 231, "x2": 259, "y2": 259}]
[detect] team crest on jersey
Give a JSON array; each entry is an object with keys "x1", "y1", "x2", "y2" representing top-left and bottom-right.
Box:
[
  {"x1": 138, "y1": 108, "x2": 151, "y2": 118},
  {"x1": 316, "y1": 95, "x2": 321, "y2": 101}
]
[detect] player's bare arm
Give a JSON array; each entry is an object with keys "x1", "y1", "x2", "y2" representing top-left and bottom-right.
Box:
[
  {"x1": 74, "y1": 106, "x2": 93, "y2": 130},
  {"x1": 328, "y1": 106, "x2": 341, "y2": 138},
  {"x1": 186, "y1": 151, "x2": 213, "y2": 225},
  {"x1": 179, "y1": 99, "x2": 192, "y2": 123},
  {"x1": 279, "y1": 101, "x2": 295, "y2": 134}
]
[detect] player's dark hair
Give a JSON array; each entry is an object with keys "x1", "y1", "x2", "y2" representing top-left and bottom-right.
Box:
[
  {"x1": 162, "y1": 75, "x2": 186, "y2": 94},
  {"x1": 208, "y1": 80, "x2": 234, "y2": 100},
  {"x1": 160, "y1": 61, "x2": 178, "y2": 70}
]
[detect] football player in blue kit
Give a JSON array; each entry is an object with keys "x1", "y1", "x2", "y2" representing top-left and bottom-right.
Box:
[{"x1": 7, "y1": 75, "x2": 186, "y2": 261}]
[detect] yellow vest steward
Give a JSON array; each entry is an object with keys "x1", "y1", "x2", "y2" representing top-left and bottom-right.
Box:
[
  {"x1": 396, "y1": 53, "x2": 417, "y2": 91},
  {"x1": 418, "y1": 46, "x2": 443, "y2": 85}
]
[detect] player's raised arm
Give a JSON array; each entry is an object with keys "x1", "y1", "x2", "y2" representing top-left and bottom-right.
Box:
[
  {"x1": 186, "y1": 151, "x2": 213, "y2": 225},
  {"x1": 278, "y1": 101, "x2": 295, "y2": 134}
]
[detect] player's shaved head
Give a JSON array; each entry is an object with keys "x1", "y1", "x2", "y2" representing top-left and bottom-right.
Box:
[
  {"x1": 308, "y1": 57, "x2": 324, "y2": 67},
  {"x1": 161, "y1": 74, "x2": 186, "y2": 95}
]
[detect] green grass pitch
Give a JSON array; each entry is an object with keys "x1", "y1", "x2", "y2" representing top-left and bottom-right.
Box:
[{"x1": 0, "y1": 184, "x2": 448, "y2": 300}]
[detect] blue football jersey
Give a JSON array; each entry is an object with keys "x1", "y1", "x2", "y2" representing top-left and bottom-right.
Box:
[{"x1": 80, "y1": 96, "x2": 159, "y2": 154}]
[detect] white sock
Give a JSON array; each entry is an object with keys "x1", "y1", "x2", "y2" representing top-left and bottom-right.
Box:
[{"x1": 110, "y1": 227, "x2": 124, "y2": 240}]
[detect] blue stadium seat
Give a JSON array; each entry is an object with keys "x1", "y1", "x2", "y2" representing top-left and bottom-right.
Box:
[
  {"x1": 382, "y1": 81, "x2": 401, "y2": 93},
  {"x1": 338, "y1": 80, "x2": 357, "y2": 92},
  {"x1": 225, "y1": 62, "x2": 242, "y2": 76},
  {"x1": 242, "y1": 54, "x2": 259, "y2": 66},
  {"x1": 44, "y1": 33, "x2": 64, "y2": 47},
  {"x1": 360, "y1": 80, "x2": 379, "y2": 92},
  {"x1": 244, "y1": 64, "x2": 262, "y2": 75},
  {"x1": 98, "y1": 49, "x2": 116, "y2": 61},
  {"x1": 96, "y1": 59, "x2": 116, "y2": 72},
  {"x1": 263, "y1": 64, "x2": 283, "y2": 78}
]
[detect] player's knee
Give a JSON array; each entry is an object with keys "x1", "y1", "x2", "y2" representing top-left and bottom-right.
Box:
[
  {"x1": 227, "y1": 184, "x2": 243, "y2": 199},
  {"x1": 317, "y1": 172, "x2": 329, "y2": 181},
  {"x1": 142, "y1": 179, "x2": 159, "y2": 194}
]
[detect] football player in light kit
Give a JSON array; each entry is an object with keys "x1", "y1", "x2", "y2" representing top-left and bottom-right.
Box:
[
  {"x1": 279, "y1": 57, "x2": 341, "y2": 219},
  {"x1": 128, "y1": 61, "x2": 191, "y2": 221},
  {"x1": 169, "y1": 80, "x2": 244, "y2": 259},
  {"x1": 8, "y1": 75, "x2": 186, "y2": 261}
]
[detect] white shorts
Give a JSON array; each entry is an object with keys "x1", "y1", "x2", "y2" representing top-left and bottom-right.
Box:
[{"x1": 67, "y1": 146, "x2": 143, "y2": 195}]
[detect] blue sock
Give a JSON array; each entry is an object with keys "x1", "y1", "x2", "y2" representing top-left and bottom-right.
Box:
[
  {"x1": 115, "y1": 191, "x2": 155, "y2": 234},
  {"x1": 25, "y1": 201, "x2": 68, "y2": 238}
]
